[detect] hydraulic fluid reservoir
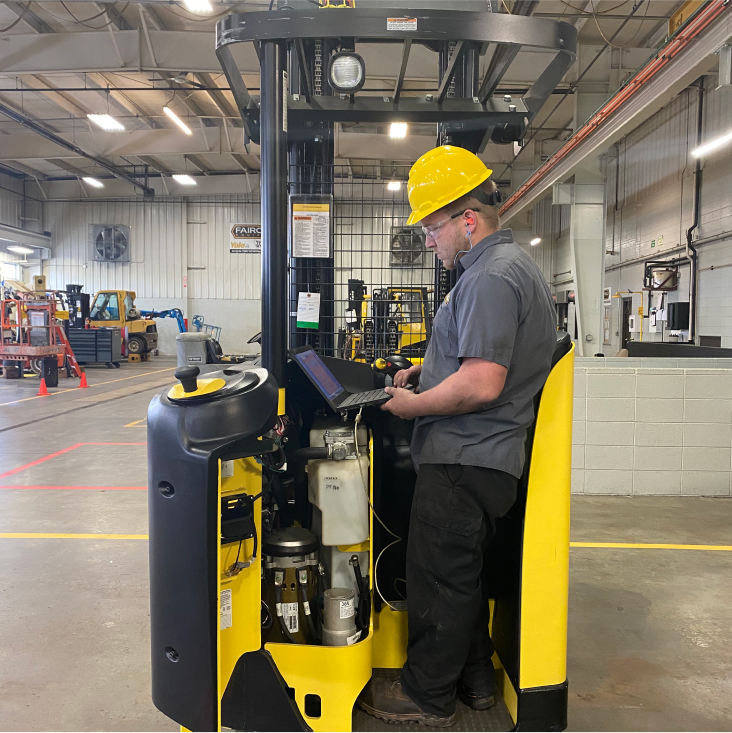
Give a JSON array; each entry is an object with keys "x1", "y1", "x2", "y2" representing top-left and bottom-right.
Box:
[{"x1": 308, "y1": 424, "x2": 369, "y2": 547}]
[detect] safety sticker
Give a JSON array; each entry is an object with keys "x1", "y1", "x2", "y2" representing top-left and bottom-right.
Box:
[
  {"x1": 220, "y1": 589, "x2": 232, "y2": 630},
  {"x1": 340, "y1": 597, "x2": 356, "y2": 619},
  {"x1": 282, "y1": 602, "x2": 299, "y2": 633},
  {"x1": 387, "y1": 17, "x2": 417, "y2": 31},
  {"x1": 347, "y1": 631, "x2": 361, "y2": 645}
]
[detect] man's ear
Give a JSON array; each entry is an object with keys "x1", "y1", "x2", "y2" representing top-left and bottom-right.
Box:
[{"x1": 465, "y1": 210, "x2": 478, "y2": 231}]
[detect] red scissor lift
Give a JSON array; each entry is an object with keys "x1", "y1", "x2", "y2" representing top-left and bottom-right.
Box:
[{"x1": 1, "y1": 294, "x2": 81, "y2": 387}]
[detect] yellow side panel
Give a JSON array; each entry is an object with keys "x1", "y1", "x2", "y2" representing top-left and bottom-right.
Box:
[
  {"x1": 371, "y1": 606, "x2": 408, "y2": 669},
  {"x1": 519, "y1": 345, "x2": 574, "y2": 690},
  {"x1": 218, "y1": 457, "x2": 264, "y2": 721},
  {"x1": 267, "y1": 636, "x2": 373, "y2": 733}
]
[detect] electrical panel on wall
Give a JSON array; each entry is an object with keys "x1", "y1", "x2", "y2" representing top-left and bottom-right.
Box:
[{"x1": 91, "y1": 225, "x2": 131, "y2": 263}]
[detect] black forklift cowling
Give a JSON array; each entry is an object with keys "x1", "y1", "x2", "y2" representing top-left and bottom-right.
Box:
[{"x1": 147, "y1": 4, "x2": 576, "y2": 731}]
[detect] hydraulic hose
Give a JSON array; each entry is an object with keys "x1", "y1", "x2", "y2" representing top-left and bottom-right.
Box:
[{"x1": 299, "y1": 571, "x2": 319, "y2": 644}]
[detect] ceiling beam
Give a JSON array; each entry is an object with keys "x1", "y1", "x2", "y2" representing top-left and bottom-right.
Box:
[
  {"x1": 184, "y1": 154, "x2": 212, "y2": 173},
  {"x1": 230, "y1": 153, "x2": 251, "y2": 171},
  {"x1": 136, "y1": 155, "x2": 170, "y2": 174},
  {"x1": 0, "y1": 94, "x2": 61, "y2": 133},
  {"x1": 0, "y1": 99, "x2": 153, "y2": 195},
  {"x1": 93, "y1": 2, "x2": 133, "y2": 31},
  {"x1": 20, "y1": 75, "x2": 90, "y2": 118},
  {"x1": 85, "y1": 73, "x2": 159, "y2": 129},
  {"x1": 194, "y1": 72, "x2": 242, "y2": 126},
  {"x1": 2, "y1": 1, "x2": 53, "y2": 33},
  {"x1": 47, "y1": 158, "x2": 91, "y2": 177},
  {"x1": 0, "y1": 127, "x2": 258, "y2": 160}
]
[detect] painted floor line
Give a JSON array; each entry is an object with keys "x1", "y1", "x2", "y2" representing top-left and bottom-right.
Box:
[
  {"x1": 1, "y1": 537, "x2": 731, "y2": 550},
  {"x1": 571, "y1": 542, "x2": 732, "y2": 551},
  {"x1": 124, "y1": 418, "x2": 148, "y2": 427},
  {"x1": 0, "y1": 533, "x2": 148, "y2": 540},
  {"x1": 0, "y1": 485, "x2": 146, "y2": 491},
  {"x1": 0, "y1": 441, "x2": 146, "y2": 482},
  {"x1": 0, "y1": 367, "x2": 176, "y2": 407}
]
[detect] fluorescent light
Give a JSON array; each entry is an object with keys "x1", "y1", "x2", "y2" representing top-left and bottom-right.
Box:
[
  {"x1": 87, "y1": 114, "x2": 125, "y2": 131},
  {"x1": 173, "y1": 174, "x2": 197, "y2": 185},
  {"x1": 182, "y1": 0, "x2": 212, "y2": 12},
  {"x1": 82, "y1": 177, "x2": 104, "y2": 188},
  {"x1": 8, "y1": 245, "x2": 34, "y2": 255},
  {"x1": 530, "y1": 237, "x2": 541, "y2": 246},
  {"x1": 390, "y1": 122, "x2": 407, "y2": 139},
  {"x1": 387, "y1": 180, "x2": 402, "y2": 191},
  {"x1": 691, "y1": 129, "x2": 732, "y2": 158},
  {"x1": 163, "y1": 106, "x2": 193, "y2": 135}
]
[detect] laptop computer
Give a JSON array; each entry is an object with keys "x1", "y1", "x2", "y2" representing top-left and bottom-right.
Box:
[{"x1": 290, "y1": 345, "x2": 392, "y2": 412}]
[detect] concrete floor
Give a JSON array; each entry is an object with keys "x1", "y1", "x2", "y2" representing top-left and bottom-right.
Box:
[{"x1": 1, "y1": 360, "x2": 731, "y2": 731}]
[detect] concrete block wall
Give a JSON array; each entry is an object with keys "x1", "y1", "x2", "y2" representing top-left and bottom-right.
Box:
[{"x1": 572, "y1": 367, "x2": 732, "y2": 496}]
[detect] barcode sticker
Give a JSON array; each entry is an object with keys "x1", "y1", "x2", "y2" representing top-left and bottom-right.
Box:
[
  {"x1": 281, "y1": 602, "x2": 299, "y2": 633},
  {"x1": 340, "y1": 598, "x2": 356, "y2": 619},
  {"x1": 220, "y1": 589, "x2": 232, "y2": 630}
]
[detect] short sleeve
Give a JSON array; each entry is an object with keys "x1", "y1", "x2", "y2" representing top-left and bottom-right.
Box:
[{"x1": 454, "y1": 270, "x2": 520, "y2": 368}]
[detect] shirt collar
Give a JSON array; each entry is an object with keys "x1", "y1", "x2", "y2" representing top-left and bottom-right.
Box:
[{"x1": 456, "y1": 228, "x2": 513, "y2": 275}]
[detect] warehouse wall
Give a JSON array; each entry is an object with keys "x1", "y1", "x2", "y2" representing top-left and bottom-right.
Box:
[
  {"x1": 0, "y1": 173, "x2": 31, "y2": 282},
  {"x1": 42, "y1": 196, "x2": 262, "y2": 355},
  {"x1": 536, "y1": 78, "x2": 732, "y2": 351}
]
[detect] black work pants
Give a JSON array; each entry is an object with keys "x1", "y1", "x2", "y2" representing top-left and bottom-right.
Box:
[{"x1": 400, "y1": 463, "x2": 518, "y2": 717}]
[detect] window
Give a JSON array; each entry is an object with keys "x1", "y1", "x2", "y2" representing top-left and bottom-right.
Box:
[
  {"x1": 90, "y1": 292, "x2": 119, "y2": 321},
  {"x1": 124, "y1": 293, "x2": 135, "y2": 319}
]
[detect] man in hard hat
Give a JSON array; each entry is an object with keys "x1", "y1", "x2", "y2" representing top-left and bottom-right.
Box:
[{"x1": 359, "y1": 146, "x2": 557, "y2": 727}]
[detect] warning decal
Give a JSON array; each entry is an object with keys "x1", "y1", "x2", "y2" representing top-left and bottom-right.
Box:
[{"x1": 387, "y1": 17, "x2": 417, "y2": 31}]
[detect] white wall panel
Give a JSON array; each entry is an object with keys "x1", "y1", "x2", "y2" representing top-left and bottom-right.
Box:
[{"x1": 0, "y1": 173, "x2": 23, "y2": 230}]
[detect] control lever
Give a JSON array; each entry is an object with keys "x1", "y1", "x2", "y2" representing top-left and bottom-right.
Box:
[{"x1": 175, "y1": 365, "x2": 200, "y2": 393}]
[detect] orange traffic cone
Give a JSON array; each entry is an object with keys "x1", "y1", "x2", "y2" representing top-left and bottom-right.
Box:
[
  {"x1": 37, "y1": 378, "x2": 49, "y2": 396},
  {"x1": 79, "y1": 371, "x2": 89, "y2": 389}
]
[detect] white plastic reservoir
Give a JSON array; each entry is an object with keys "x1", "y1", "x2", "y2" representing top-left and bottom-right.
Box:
[{"x1": 308, "y1": 421, "x2": 369, "y2": 547}]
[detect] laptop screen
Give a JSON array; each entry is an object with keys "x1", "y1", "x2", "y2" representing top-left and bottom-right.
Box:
[{"x1": 293, "y1": 348, "x2": 345, "y2": 403}]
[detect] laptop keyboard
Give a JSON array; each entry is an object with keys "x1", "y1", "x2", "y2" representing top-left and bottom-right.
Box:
[{"x1": 340, "y1": 389, "x2": 390, "y2": 407}]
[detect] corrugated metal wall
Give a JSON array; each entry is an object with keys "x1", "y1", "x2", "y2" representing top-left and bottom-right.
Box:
[
  {"x1": 547, "y1": 77, "x2": 732, "y2": 349},
  {"x1": 0, "y1": 173, "x2": 23, "y2": 230}
]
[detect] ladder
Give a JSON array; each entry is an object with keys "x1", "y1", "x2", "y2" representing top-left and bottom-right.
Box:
[{"x1": 55, "y1": 325, "x2": 83, "y2": 378}]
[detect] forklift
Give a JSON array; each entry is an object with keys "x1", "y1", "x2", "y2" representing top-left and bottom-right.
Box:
[
  {"x1": 89, "y1": 289, "x2": 159, "y2": 355},
  {"x1": 147, "y1": 3, "x2": 576, "y2": 731},
  {"x1": 339, "y1": 280, "x2": 432, "y2": 362}
]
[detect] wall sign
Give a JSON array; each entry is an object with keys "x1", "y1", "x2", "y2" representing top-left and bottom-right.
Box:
[{"x1": 230, "y1": 223, "x2": 261, "y2": 254}]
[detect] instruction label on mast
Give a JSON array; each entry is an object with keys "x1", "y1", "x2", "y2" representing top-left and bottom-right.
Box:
[{"x1": 292, "y1": 203, "x2": 331, "y2": 258}]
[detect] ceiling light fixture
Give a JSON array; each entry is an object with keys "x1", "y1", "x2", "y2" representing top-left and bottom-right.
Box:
[
  {"x1": 530, "y1": 237, "x2": 541, "y2": 246},
  {"x1": 387, "y1": 180, "x2": 402, "y2": 191},
  {"x1": 328, "y1": 51, "x2": 366, "y2": 94},
  {"x1": 691, "y1": 130, "x2": 732, "y2": 158},
  {"x1": 182, "y1": 0, "x2": 213, "y2": 12},
  {"x1": 390, "y1": 122, "x2": 408, "y2": 139},
  {"x1": 87, "y1": 114, "x2": 125, "y2": 131},
  {"x1": 163, "y1": 106, "x2": 193, "y2": 135},
  {"x1": 173, "y1": 174, "x2": 197, "y2": 185},
  {"x1": 7, "y1": 245, "x2": 34, "y2": 255},
  {"x1": 82, "y1": 177, "x2": 104, "y2": 188}
]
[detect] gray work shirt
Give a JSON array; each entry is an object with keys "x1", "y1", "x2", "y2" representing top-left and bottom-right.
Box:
[{"x1": 411, "y1": 228, "x2": 557, "y2": 478}]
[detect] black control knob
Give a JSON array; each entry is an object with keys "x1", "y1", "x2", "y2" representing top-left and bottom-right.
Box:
[{"x1": 175, "y1": 366, "x2": 200, "y2": 393}]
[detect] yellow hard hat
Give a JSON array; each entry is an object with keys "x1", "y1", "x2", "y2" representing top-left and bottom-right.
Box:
[{"x1": 406, "y1": 145, "x2": 492, "y2": 226}]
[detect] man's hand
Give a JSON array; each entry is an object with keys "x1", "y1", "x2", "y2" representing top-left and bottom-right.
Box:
[
  {"x1": 381, "y1": 387, "x2": 423, "y2": 420},
  {"x1": 393, "y1": 363, "x2": 422, "y2": 389}
]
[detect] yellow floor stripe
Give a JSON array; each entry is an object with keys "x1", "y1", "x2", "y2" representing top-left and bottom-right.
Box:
[
  {"x1": 571, "y1": 542, "x2": 732, "y2": 551},
  {"x1": 124, "y1": 418, "x2": 148, "y2": 427},
  {"x1": 0, "y1": 533, "x2": 148, "y2": 540}
]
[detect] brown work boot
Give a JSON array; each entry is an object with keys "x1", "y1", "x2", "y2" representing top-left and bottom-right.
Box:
[{"x1": 358, "y1": 677, "x2": 456, "y2": 727}]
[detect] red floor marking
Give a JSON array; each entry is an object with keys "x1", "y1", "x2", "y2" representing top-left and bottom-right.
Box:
[
  {"x1": 0, "y1": 485, "x2": 146, "y2": 491},
  {"x1": 0, "y1": 442, "x2": 148, "y2": 485}
]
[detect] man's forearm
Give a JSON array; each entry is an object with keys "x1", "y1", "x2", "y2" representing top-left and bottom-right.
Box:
[{"x1": 410, "y1": 366, "x2": 499, "y2": 417}]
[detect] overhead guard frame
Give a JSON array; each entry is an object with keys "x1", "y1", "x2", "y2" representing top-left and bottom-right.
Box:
[{"x1": 215, "y1": 8, "x2": 577, "y2": 132}]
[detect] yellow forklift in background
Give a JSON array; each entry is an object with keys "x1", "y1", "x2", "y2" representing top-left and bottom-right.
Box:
[
  {"x1": 89, "y1": 289, "x2": 158, "y2": 355},
  {"x1": 340, "y1": 282, "x2": 432, "y2": 363}
]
